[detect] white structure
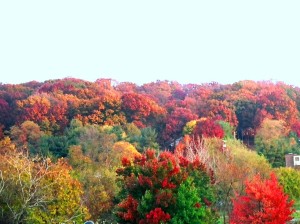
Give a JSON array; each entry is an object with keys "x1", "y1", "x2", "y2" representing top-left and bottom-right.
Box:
[
  {"x1": 285, "y1": 153, "x2": 300, "y2": 167},
  {"x1": 294, "y1": 155, "x2": 300, "y2": 166}
]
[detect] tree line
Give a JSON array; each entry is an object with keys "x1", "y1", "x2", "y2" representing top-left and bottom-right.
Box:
[{"x1": 1, "y1": 78, "x2": 300, "y2": 223}]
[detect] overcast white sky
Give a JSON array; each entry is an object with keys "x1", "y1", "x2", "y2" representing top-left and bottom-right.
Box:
[{"x1": 0, "y1": 1, "x2": 300, "y2": 86}]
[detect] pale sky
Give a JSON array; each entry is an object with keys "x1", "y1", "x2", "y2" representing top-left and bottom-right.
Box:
[{"x1": 1, "y1": 1, "x2": 300, "y2": 86}]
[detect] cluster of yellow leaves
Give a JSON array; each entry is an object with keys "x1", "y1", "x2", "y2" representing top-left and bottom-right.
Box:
[{"x1": 0, "y1": 138, "x2": 90, "y2": 223}]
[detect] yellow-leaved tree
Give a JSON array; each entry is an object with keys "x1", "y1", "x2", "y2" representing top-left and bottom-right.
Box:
[{"x1": 0, "y1": 137, "x2": 89, "y2": 224}]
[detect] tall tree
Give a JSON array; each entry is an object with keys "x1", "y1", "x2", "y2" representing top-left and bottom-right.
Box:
[
  {"x1": 121, "y1": 92, "x2": 166, "y2": 128},
  {"x1": 0, "y1": 139, "x2": 89, "y2": 223},
  {"x1": 115, "y1": 149, "x2": 217, "y2": 223},
  {"x1": 275, "y1": 167, "x2": 300, "y2": 202},
  {"x1": 198, "y1": 99, "x2": 238, "y2": 127},
  {"x1": 255, "y1": 83, "x2": 298, "y2": 129},
  {"x1": 230, "y1": 173, "x2": 294, "y2": 224},
  {"x1": 254, "y1": 119, "x2": 295, "y2": 167},
  {"x1": 175, "y1": 138, "x2": 272, "y2": 223},
  {"x1": 10, "y1": 121, "x2": 45, "y2": 153},
  {"x1": 192, "y1": 118, "x2": 225, "y2": 139},
  {"x1": 162, "y1": 107, "x2": 198, "y2": 147}
]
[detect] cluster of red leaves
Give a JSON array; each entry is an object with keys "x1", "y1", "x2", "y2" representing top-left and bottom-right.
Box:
[
  {"x1": 162, "y1": 107, "x2": 198, "y2": 143},
  {"x1": 117, "y1": 149, "x2": 213, "y2": 223},
  {"x1": 140, "y1": 208, "x2": 171, "y2": 224},
  {"x1": 0, "y1": 99, "x2": 11, "y2": 128},
  {"x1": 138, "y1": 175, "x2": 153, "y2": 188},
  {"x1": 117, "y1": 150, "x2": 181, "y2": 222},
  {"x1": 117, "y1": 195, "x2": 139, "y2": 222},
  {"x1": 292, "y1": 120, "x2": 300, "y2": 138},
  {"x1": 195, "y1": 202, "x2": 201, "y2": 208},
  {"x1": 155, "y1": 190, "x2": 175, "y2": 208},
  {"x1": 230, "y1": 173, "x2": 294, "y2": 224},
  {"x1": 121, "y1": 157, "x2": 131, "y2": 166},
  {"x1": 199, "y1": 99, "x2": 238, "y2": 127},
  {"x1": 255, "y1": 85, "x2": 298, "y2": 128},
  {"x1": 161, "y1": 178, "x2": 176, "y2": 189},
  {"x1": 121, "y1": 92, "x2": 165, "y2": 128},
  {"x1": 193, "y1": 118, "x2": 224, "y2": 139}
]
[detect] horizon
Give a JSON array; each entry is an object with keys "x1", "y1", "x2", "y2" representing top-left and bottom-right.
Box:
[
  {"x1": 0, "y1": 76, "x2": 296, "y2": 88},
  {"x1": 1, "y1": 1, "x2": 300, "y2": 87}
]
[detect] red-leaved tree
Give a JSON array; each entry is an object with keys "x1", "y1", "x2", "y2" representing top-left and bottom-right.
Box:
[
  {"x1": 291, "y1": 120, "x2": 300, "y2": 138},
  {"x1": 230, "y1": 173, "x2": 294, "y2": 224},
  {"x1": 193, "y1": 118, "x2": 225, "y2": 139},
  {"x1": 115, "y1": 149, "x2": 217, "y2": 223}
]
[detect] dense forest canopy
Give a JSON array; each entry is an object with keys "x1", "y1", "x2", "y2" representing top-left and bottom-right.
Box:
[
  {"x1": 1, "y1": 78, "x2": 300, "y2": 147},
  {"x1": 1, "y1": 78, "x2": 300, "y2": 223}
]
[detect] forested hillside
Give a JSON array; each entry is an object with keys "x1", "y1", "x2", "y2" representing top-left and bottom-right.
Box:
[{"x1": 1, "y1": 78, "x2": 300, "y2": 223}]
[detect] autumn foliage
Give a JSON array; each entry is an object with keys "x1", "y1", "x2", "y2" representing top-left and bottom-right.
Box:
[
  {"x1": 193, "y1": 118, "x2": 225, "y2": 139},
  {"x1": 0, "y1": 138, "x2": 89, "y2": 223},
  {"x1": 115, "y1": 149, "x2": 217, "y2": 223},
  {"x1": 1, "y1": 78, "x2": 300, "y2": 222},
  {"x1": 1, "y1": 78, "x2": 300, "y2": 145},
  {"x1": 230, "y1": 173, "x2": 294, "y2": 224}
]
